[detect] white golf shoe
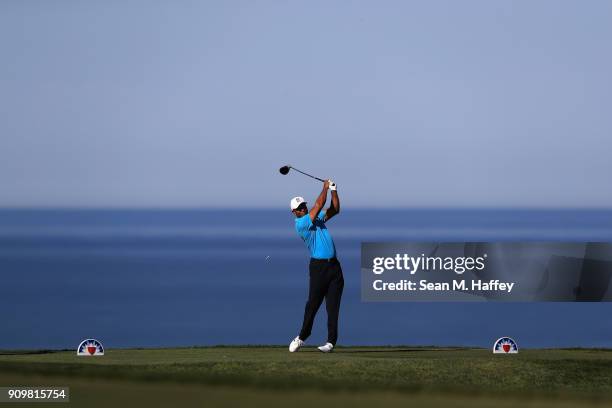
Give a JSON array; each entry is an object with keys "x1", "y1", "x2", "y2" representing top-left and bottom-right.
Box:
[
  {"x1": 289, "y1": 336, "x2": 304, "y2": 352},
  {"x1": 318, "y1": 342, "x2": 334, "y2": 353}
]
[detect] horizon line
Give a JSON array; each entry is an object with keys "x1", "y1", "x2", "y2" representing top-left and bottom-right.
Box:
[{"x1": 1, "y1": 206, "x2": 612, "y2": 211}]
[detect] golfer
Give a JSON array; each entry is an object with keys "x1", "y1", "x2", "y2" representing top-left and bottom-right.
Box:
[{"x1": 289, "y1": 179, "x2": 344, "y2": 353}]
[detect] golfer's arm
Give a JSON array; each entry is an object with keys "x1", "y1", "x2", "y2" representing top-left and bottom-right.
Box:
[
  {"x1": 325, "y1": 190, "x2": 340, "y2": 221},
  {"x1": 309, "y1": 187, "x2": 328, "y2": 222}
]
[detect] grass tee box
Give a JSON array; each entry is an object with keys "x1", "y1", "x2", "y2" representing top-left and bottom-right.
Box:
[{"x1": 1, "y1": 347, "x2": 612, "y2": 407}]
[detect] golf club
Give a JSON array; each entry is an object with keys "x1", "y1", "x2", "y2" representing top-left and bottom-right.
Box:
[{"x1": 279, "y1": 165, "x2": 325, "y2": 182}]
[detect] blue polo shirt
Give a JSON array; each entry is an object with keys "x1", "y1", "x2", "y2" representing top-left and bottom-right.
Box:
[{"x1": 295, "y1": 210, "x2": 336, "y2": 259}]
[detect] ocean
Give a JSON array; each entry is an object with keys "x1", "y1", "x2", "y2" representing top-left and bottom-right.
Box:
[{"x1": 1, "y1": 209, "x2": 612, "y2": 349}]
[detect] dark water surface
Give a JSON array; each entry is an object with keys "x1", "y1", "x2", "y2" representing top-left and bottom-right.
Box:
[{"x1": 1, "y1": 209, "x2": 612, "y2": 349}]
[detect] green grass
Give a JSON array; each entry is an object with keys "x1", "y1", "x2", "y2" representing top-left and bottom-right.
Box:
[{"x1": 1, "y1": 347, "x2": 612, "y2": 407}]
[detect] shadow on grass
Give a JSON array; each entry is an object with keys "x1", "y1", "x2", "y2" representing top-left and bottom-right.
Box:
[
  {"x1": 0, "y1": 350, "x2": 68, "y2": 356},
  {"x1": 336, "y1": 348, "x2": 471, "y2": 354},
  {"x1": 295, "y1": 347, "x2": 474, "y2": 354}
]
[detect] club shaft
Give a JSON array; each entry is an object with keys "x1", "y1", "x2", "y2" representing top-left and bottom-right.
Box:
[{"x1": 291, "y1": 167, "x2": 325, "y2": 182}]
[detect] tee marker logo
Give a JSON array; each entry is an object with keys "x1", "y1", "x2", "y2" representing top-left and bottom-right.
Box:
[
  {"x1": 493, "y1": 337, "x2": 518, "y2": 354},
  {"x1": 77, "y1": 339, "x2": 105, "y2": 356}
]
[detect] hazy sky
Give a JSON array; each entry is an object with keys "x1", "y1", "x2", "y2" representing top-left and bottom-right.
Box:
[{"x1": 1, "y1": 0, "x2": 611, "y2": 208}]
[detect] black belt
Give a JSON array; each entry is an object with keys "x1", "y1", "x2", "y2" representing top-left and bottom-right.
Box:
[{"x1": 311, "y1": 257, "x2": 337, "y2": 263}]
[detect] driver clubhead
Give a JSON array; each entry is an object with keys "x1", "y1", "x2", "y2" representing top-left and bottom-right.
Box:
[{"x1": 279, "y1": 165, "x2": 291, "y2": 175}]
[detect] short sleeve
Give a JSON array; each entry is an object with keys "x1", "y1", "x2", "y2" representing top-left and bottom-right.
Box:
[{"x1": 295, "y1": 215, "x2": 314, "y2": 232}]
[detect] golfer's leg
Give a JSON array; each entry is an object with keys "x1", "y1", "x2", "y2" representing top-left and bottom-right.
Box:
[
  {"x1": 299, "y1": 260, "x2": 326, "y2": 341},
  {"x1": 325, "y1": 261, "x2": 344, "y2": 345}
]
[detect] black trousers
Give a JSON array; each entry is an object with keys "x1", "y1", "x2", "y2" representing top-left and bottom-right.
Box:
[{"x1": 299, "y1": 258, "x2": 344, "y2": 345}]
